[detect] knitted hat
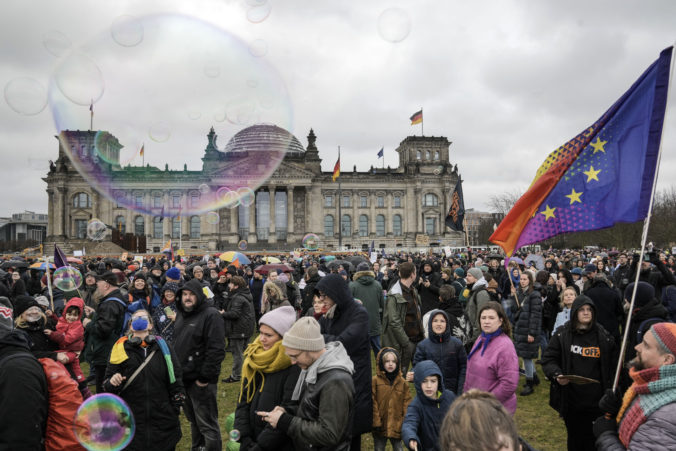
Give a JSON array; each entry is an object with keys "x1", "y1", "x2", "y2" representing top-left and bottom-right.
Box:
[
  {"x1": 0, "y1": 297, "x2": 13, "y2": 336},
  {"x1": 624, "y1": 282, "x2": 655, "y2": 307},
  {"x1": 467, "y1": 267, "x2": 483, "y2": 281},
  {"x1": 583, "y1": 264, "x2": 597, "y2": 275},
  {"x1": 454, "y1": 268, "x2": 465, "y2": 278},
  {"x1": 356, "y1": 262, "x2": 370, "y2": 272},
  {"x1": 35, "y1": 295, "x2": 50, "y2": 308},
  {"x1": 650, "y1": 323, "x2": 676, "y2": 356},
  {"x1": 162, "y1": 282, "x2": 179, "y2": 295},
  {"x1": 166, "y1": 267, "x2": 180, "y2": 280},
  {"x1": 282, "y1": 316, "x2": 325, "y2": 352},
  {"x1": 259, "y1": 305, "x2": 297, "y2": 337},
  {"x1": 571, "y1": 267, "x2": 583, "y2": 275},
  {"x1": 13, "y1": 295, "x2": 39, "y2": 319}
]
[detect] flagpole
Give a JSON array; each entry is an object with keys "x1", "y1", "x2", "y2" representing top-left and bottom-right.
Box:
[
  {"x1": 611, "y1": 45, "x2": 676, "y2": 393},
  {"x1": 338, "y1": 146, "x2": 342, "y2": 250}
]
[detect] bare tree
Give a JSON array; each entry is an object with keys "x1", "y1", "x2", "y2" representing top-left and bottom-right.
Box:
[{"x1": 486, "y1": 189, "x2": 524, "y2": 216}]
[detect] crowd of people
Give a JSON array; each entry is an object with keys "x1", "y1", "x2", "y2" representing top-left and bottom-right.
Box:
[{"x1": 1, "y1": 246, "x2": 676, "y2": 450}]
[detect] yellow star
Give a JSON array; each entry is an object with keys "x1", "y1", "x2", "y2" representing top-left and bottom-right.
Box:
[
  {"x1": 565, "y1": 188, "x2": 583, "y2": 204},
  {"x1": 583, "y1": 166, "x2": 601, "y2": 182},
  {"x1": 541, "y1": 205, "x2": 556, "y2": 221},
  {"x1": 590, "y1": 137, "x2": 607, "y2": 154}
]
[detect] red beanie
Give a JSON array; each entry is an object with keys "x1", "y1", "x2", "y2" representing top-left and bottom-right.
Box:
[{"x1": 651, "y1": 323, "x2": 676, "y2": 356}]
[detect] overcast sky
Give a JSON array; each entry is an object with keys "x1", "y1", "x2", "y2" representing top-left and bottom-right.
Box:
[{"x1": 2, "y1": 0, "x2": 675, "y2": 218}]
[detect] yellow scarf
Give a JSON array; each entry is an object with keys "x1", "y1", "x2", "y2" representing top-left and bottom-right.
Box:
[{"x1": 239, "y1": 339, "x2": 292, "y2": 403}]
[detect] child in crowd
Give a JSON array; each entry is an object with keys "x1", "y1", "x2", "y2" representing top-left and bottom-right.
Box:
[
  {"x1": 408, "y1": 310, "x2": 467, "y2": 394},
  {"x1": 44, "y1": 297, "x2": 92, "y2": 398},
  {"x1": 552, "y1": 286, "x2": 576, "y2": 335},
  {"x1": 372, "y1": 348, "x2": 412, "y2": 451},
  {"x1": 402, "y1": 360, "x2": 456, "y2": 451}
]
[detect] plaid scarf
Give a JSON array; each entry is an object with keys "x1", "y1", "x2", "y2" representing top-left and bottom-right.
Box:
[{"x1": 616, "y1": 363, "x2": 676, "y2": 446}]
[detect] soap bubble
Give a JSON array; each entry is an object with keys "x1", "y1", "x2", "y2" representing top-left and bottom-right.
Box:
[
  {"x1": 238, "y1": 240, "x2": 248, "y2": 251},
  {"x1": 43, "y1": 30, "x2": 72, "y2": 57},
  {"x1": 302, "y1": 233, "x2": 319, "y2": 251},
  {"x1": 87, "y1": 218, "x2": 107, "y2": 240},
  {"x1": 246, "y1": 2, "x2": 271, "y2": 23},
  {"x1": 229, "y1": 428, "x2": 241, "y2": 441},
  {"x1": 111, "y1": 15, "x2": 144, "y2": 47},
  {"x1": 377, "y1": 8, "x2": 411, "y2": 43},
  {"x1": 73, "y1": 393, "x2": 135, "y2": 451},
  {"x1": 198, "y1": 184, "x2": 211, "y2": 194},
  {"x1": 206, "y1": 211, "x2": 220, "y2": 225},
  {"x1": 149, "y1": 121, "x2": 171, "y2": 143},
  {"x1": 236, "y1": 187, "x2": 256, "y2": 206},
  {"x1": 53, "y1": 266, "x2": 83, "y2": 292},
  {"x1": 4, "y1": 77, "x2": 48, "y2": 116},
  {"x1": 53, "y1": 52, "x2": 105, "y2": 106}
]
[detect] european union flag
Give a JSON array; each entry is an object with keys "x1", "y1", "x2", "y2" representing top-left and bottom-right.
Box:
[
  {"x1": 377, "y1": 147, "x2": 384, "y2": 158},
  {"x1": 491, "y1": 47, "x2": 673, "y2": 256}
]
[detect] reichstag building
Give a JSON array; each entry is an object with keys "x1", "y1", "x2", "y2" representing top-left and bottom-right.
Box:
[{"x1": 44, "y1": 124, "x2": 464, "y2": 253}]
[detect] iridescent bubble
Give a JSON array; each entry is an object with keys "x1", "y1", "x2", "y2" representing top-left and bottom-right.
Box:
[
  {"x1": 236, "y1": 187, "x2": 256, "y2": 207},
  {"x1": 149, "y1": 121, "x2": 171, "y2": 143},
  {"x1": 206, "y1": 211, "x2": 220, "y2": 225},
  {"x1": 53, "y1": 52, "x2": 104, "y2": 106},
  {"x1": 199, "y1": 184, "x2": 211, "y2": 194},
  {"x1": 247, "y1": 2, "x2": 271, "y2": 23},
  {"x1": 302, "y1": 233, "x2": 319, "y2": 251},
  {"x1": 43, "y1": 30, "x2": 72, "y2": 57},
  {"x1": 229, "y1": 428, "x2": 241, "y2": 442},
  {"x1": 248, "y1": 39, "x2": 268, "y2": 58},
  {"x1": 377, "y1": 8, "x2": 411, "y2": 43},
  {"x1": 87, "y1": 218, "x2": 107, "y2": 240},
  {"x1": 111, "y1": 15, "x2": 144, "y2": 47},
  {"x1": 238, "y1": 240, "x2": 247, "y2": 251},
  {"x1": 4, "y1": 77, "x2": 47, "y2": 115},
  {"x1": 50, "y1": 14, "x2": 293, "y2": 217},
  {"x1": 53, "y1": 266, "x2": 83, "y2": 292},
  {"x1": 73, "y1": 393, "x2": 135, "y2": 451}
]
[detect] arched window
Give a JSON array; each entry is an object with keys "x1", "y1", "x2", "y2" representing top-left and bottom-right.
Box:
[
  {"x1": 114, "y1": 215, "x2": 126, "y2": 234},
  {"x1": 341, "y1": 214, "x2": 352, "y2": 236},
  {"x1": 324, "y1": 215, "x2": 334, "y2": 237},
  {"x1": 153, "y1": 217, "x2": 163, "y2": 239},
  {"x1": 416, "y1": 150, "x2": 421, "y2": 160},
  {"x1": 171, "y1": 218, "x2": 180, "y2": 239},
  {"x1": 359, "y1": 215, "x2": 369, "y2": 237},
  {"x1": 434, "y1": 151, "x2": 440, "y2": 160},
  {"x1": 426, "y1": 151, "x2": 431, "y2": 160},
  {"x1": 73, "y1": 192, "x2": 91, "y2": 208},
  {"x1": 376, "y1": 215, "x2": 386, "y2": 237},
  {"x1": 423, "y1": 193, "x2": 438, "y2": 206},
  {"x1": 134, "y1": 216, "x2": 144, "y2": 235},
  {"x1": 190, "y1": 216, "x2": 200, "y2": 239},
  {"x1": 393, "y1": 214, "x2": 403, "y2": 236}
]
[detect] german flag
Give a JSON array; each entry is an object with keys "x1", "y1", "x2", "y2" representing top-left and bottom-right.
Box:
[
  {"x1": 332, "y1": 157, "x2": 340, "y2": 182},
  {"x1": 410, "y1": 109, "x2": 423, "y2": 125}
]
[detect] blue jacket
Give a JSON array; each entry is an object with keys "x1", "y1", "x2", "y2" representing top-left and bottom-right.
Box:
[
  {"x1": 412, "y1": 310, "x2": 467, "y2": 394},
  {"x1": 402, "y1": 360, "x2": 455, "y2": 451}
]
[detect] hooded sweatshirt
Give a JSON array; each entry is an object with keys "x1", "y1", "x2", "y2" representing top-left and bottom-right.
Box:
[
  {"x1": 401, "y1": 360, "x2": 456, "y2": 451},
  {"x1": 349, "y1": 270, "x2": 384, "y2": 337}
]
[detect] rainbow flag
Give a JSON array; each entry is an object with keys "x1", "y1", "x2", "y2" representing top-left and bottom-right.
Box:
[
  {"x1": 490, "y1": 47, "x2": 672, "y2": 257},
  {"x1": 332, "y1": 157, "x2": 340, "y2": 182},
  {"x1": 410, "y1": 109, "x2": 422, "y2": 125}
]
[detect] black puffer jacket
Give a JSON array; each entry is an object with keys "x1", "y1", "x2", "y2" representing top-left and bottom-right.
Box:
[
  {"x1": 416, "y1": 265, "x2": 442, "y2": 315},
  {"x1": 301, "y1": 273, "x2": 321, "y2": 316},
  {"x1": 174, "y1": 279, "x2": 226, "y2": 384},
  {"x1": 103, "y1": 336, "x2": 184, "y2": 450},
  {"x1": 317, "y1": 274, "x2": 373, "y2": 436},
  {"x1": 222, "y1": 286, "x2": 255, "y2": 339},
  {"x1": 513, "y1": 288, "x2": 542, "y2": 359},
  {"x1": 85, "y1": 288, "x2": 127, "y2": 366},
  {"x1": 625, "y1": 297, "x2": 669, "y2": 362},
  {"x1": 16, "y1": 316, "x2": 59, "y2": 360},
  {"x1": 584, "y1": 276, "x2": 624, "y2": 343}
]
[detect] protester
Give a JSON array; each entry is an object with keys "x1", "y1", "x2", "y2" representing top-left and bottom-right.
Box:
[
  {"x1": 350, "y1": 262, "x2": 385, "y2": 358},
  {"x1": 465, "y1": 267, "x2": 492, "y2": 343},
  {"x1": 512, "y1": 271, "x2": 542, "y2": 396},
  {"x1": 584, "y1": 273, "x2": 624, "y2": 344},
  {"x1": 623, "y1": 281, "x2": 669, "y2": 363},
  {"x1": 220, "y1": 275, "x2": 255, "y2": 383},
  {"x1": 262, "y1": 281, "x2": 290, "y2": 313},
  {"x1": 552, "y1": 286, "x2": 576, "y2": 334},
  {"x1": 372, "y1": 347, "x2": 411, "y2": 451},
  {"x1": 151, "y1": 282, "x2": 179, "y2": 344}
]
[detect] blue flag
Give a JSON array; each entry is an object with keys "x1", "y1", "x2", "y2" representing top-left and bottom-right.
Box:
[{"x1": 377, "y1": 148, "x2": 384, "y2": 158}]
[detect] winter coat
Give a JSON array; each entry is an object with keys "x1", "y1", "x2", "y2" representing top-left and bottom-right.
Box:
[
  {"x1": 372, "y1": 348, "x2": 412, "y2": 439},
  {"x1": 301, "y1": 273, "x2": 320, "y2": 316},
  {"x1": 434, "y1": 298, "x2": 473, "y2": 346},
  {"x1": 103, "y1": 336, "x2": 184, "y2": 450},
  {"x1": 552, "y1": 307, "x2": 571, "y2": 336},
  {"x1": 413, "y1": 310, "x2": 467, "y2": 394},
  {"x1": 276, "y1": 342, "x2": 355, "y2": 451},
  {"x1": 584, "y1": 276, "x2": 624, "y2": 343},
  {"x1": 0, "y1": 330, "x2": 48, "y2": 450},
  {"x1": 625, "y1": 297, "x2": 669, "y2": 362},
  {"x1": 465, "y1": 280, "x2": 492, "y2": 342},
  {"x1": 464, "y1": 332, "x2": 519, "y2": 414},
  {"x1": 221, "y1": 286, "x2": 255, "y2": 339},
  {"x1": 382, "y1": 280, "x2": 424, "y2": 353},
  {"x1": 349, "y1": 270, "x2": 384, "y2": 337},
  {"x1": 596, "y1": 402, "x2": 676, "y2": 450},
  {"x1": 17, "y1": 316, "x2": 59, "y2": 361},
  {"x1": 85, "y1": 288, "x2": 127, "y2": 366},
  {"x1": 50, "y1": 297, "x2": 85, "y2": 353},
  {"x1": 235, "y1": 362, "x2": 301, "y2": 450},
  {"x1": 173, "y1": 279, "x2": 226, "y2": 384},
  {"x1": 513, "y1": 288, "x2": 542, "y2": 359},
  {"x1": 401, "y1": 360, "x2": 456, "y2": 451},
  {"x1": 540, "y1": 285, "x2": 560, "y2": 334},
  {"x1": 151, "y1": 301, "x2": 177, "y2": 344},
  {"x1": 317, "y1": 274, "x2": 373, "y2": 436},
  {"x1": 542, "y1": 296, "x2": 617, "y2": 417},
  {"x1": 416, "y1": 268, "x2": 442, "y2": 315}
]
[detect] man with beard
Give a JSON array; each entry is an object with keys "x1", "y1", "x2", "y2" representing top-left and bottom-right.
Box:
[{"x1": 594, "y1": 322, "x2": 676, "y2": 449}]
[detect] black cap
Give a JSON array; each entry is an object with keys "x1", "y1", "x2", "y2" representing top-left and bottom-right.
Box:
[{"x1": 95, "y1": 271, "x2": 119, "y2": 286}]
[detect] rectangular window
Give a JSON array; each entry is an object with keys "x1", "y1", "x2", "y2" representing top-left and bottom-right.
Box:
[
  {"x1": 325, "y1": 195, "x2": 333, "y2": 207},
  {"x1": 171, "y1": 219, "x2": 180, "y2": 239},
  {"x1": 135, "y1": 194, "x2": 143, "y2": 207},
  {"x1": 425, "y1": 217, "x2": 436, "y2": 235},
  {"x1": 342, "y1": 196, "x2": 351, "y2": 207},
  {"x1": 74, "y1": 219, "x2": 87, "y2": 239},
  {"x1": 191, "y1": 194, "x2": 199, "y2": 207},
  {"x1": 172, "y1": 195, "x2": 180, "y2": 208},
  {"x1": 377, "y1": 196, "x2": 384, "y2": 207},
  {"x1": 360, "y1": 195, "x2": 367, "y2": 207},
  {"x1": 153, "y1": 196, "x2": 162, "y2": 208},
  {"x1": 394, "y1": 196, "x2": 401, "y2": 208}
]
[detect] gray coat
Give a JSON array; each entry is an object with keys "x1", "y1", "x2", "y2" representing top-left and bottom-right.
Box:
[{"x1": 596, "y1": 402, "x2": 676, "y2": 450}]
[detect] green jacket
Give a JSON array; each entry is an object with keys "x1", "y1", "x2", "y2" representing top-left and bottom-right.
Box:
[
  {"x1": 382, "y1": 281, "x2": 422, "y2": 352},
  {"x1": 349, "y1": 270, "x2": 384, "y2": 337}
]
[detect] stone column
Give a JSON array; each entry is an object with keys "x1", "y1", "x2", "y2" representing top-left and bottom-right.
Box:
[
  {"x1": 230, "y1": 207, "x2": 238, "y2": 235},
  {"x1": 269, "y1": 186, "x2": 276, "y2": 243},
  {"x1": 163, "y1": 192, "x2": 170, "y2": 238},
  {"x1": 46, "y1": 189, "x2": 54, "y2": 237},
  {"x1": 386, "y1": 192, "x2": 393, "y2": 234},
  {"x1": 412, "y1": 187, "x2": 421, "y2": 233},
  {"x1": 287, "y1": 187, "x2": 294, "y2": 235},
  {"x1": 248, "y1": 191, "x2": 257, "y2": 243},
  {"x1": 57, "y1": 187, "x2": 67, "y2": 237},
  {"x1": 369, "y1": 191, "x2": 376, "y2": 239}
]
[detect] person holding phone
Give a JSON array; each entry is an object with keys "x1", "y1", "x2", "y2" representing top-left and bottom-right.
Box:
[{"x1": 151, "y1": 282, "x2": 179, "y2": 344}]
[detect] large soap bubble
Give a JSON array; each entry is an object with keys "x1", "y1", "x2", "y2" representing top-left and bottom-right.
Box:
[
  {"x1": 377, "y1": 8, "x2": 411, "y2": 43},
  {"x1": 50, "y1": 14, "x2": 293, "y2": 217},
  {"x1": 87, "y1": 218, "x2": 107, "y2": 240},
  {"x1": 4, "y1": 77, "x2": 48, "y2": 115},
  {"x1": 73, "y1": 393, "x2": 135, "y2": 451},
  {"x1": 302, "y1": 233, "x2": 319, "y2": 251},
  {"x1": 53, "y1": 266, "x2": 83, "y2": 292}
]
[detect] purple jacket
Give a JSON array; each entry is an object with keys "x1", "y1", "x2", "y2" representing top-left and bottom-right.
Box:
[{"x1": 463, "y1": 333, "x2": 519, "y2": 414}]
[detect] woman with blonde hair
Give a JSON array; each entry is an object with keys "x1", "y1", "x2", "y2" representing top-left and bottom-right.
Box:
[{"x1": 261, "y1": 281, "x2": 290, "y2": 314}]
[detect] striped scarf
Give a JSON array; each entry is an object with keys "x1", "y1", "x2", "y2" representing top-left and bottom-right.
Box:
[{"x1": 616, "y1": 363, "x2": 676, "y2": 446}]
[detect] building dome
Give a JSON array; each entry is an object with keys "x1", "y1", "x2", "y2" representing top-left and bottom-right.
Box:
[{"x1": 223, "y1": 124, "x2": 305, "y2": 156}]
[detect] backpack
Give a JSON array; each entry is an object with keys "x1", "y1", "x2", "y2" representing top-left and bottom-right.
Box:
[
  {"x1": 662, "y1": 285, "x2": 676, "y2": 322},
  {"x1": 474, "y1": 286, "x2": 500, "y2": 304},
  {"x1": 0, "y1": 353, "x2": 86, "y2": 451}
]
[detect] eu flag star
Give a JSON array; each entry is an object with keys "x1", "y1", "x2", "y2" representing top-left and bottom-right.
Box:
[
  {"x1": 590, "y1": 137, "x2": 607, "y2": 154},
  {"x1": 541, "y1": 205, "x2": 556, "y2": 221},
  {"x1": 583, "y1": 166, "x2": 601, "y2": 182},
  {"x1": 565, "y1": 188, "x2": 583, "y2": 204}
]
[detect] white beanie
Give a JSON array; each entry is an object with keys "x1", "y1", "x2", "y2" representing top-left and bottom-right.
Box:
[
  {"x1": 259, "y1": 306, "x2": 297, "y2": 337},
  {"x1": 282, "y1": 316, "x2": 325, "y2": 352}
]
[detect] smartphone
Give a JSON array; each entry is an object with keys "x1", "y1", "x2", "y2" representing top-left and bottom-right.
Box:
[{"x1": 164, "y1": 306, "x2": 173, "y2": 316}]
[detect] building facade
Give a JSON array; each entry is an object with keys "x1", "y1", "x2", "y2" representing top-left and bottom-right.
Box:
[
  {"x1": 0, "y1": 211, "x2": 48, "y2": 243},
  {"x1": 44, "y1": 124, "x2": 464, "y2": 253}
]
